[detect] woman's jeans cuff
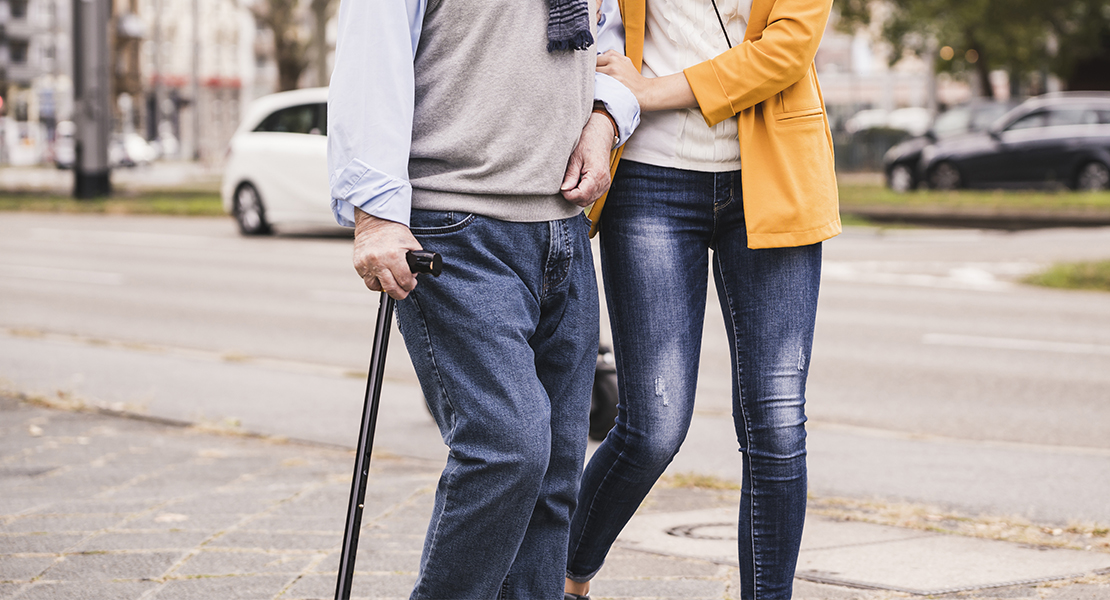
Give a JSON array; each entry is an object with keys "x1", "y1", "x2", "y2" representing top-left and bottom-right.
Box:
[{"x1": 566, "y1": 567, "x2": 601, "y2": 584}]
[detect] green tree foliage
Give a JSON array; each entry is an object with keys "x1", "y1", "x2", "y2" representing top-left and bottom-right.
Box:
[{"x1": 837, "y1": 0, "x2": 1110, "y2": 96}]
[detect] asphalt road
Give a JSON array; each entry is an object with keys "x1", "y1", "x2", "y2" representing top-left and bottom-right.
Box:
[{"x1": 2, "y1": 212, "x2": 1109, "y2": 524}]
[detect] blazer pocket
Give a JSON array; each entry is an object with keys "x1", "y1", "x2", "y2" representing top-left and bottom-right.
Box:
[{"x1": 774, "y1": 108, "x2": 825, "y2": 127}]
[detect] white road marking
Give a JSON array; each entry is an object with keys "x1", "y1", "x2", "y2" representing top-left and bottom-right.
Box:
[
  {"x1": 923, "y1": 333, "x2": 1110, "y2": 356},
  {"x1": 29, "y1": 228, "x2": 215, "y2": 248},
  {"x1": 821, "y1": 261, "x2": 1044, "y2": 291},
  {"x1": 0, "y1": 264, "x2": 125, "y2": 285}
]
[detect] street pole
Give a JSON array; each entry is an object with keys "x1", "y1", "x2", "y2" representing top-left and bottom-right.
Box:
[
  {"x1": 191, "y1": 0, "x2": 200, "y2": 161},
  {"x1": 1, "y1": 0, "x2": 9, "y2": 167},
  {"x1": 152, "y1": 0, "x2": 162, "y2": 143},
  {"x1": 72, "y1": 0, "x2": 112, "y2": 198}
]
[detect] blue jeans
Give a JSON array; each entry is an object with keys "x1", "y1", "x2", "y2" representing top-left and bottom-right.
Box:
[
  {"x1": 395, "y1": 210, "x2": 599, "y2": 599},
  {"x1": 566, "y1": 161, "x2": 821, "y2": 599}
]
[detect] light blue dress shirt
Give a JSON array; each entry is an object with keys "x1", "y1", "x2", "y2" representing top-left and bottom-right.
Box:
[{"x1": 327, "y1": 0, "x2": 640, "y2": 228}]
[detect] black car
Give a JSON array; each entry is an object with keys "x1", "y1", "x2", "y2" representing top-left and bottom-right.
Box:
[
  {"x1": 919, "y1": 93, "x2": 1110, "y2": 191},
  {"x1": 883, "y1": 101, "x2": 1015, "y2": 192}
]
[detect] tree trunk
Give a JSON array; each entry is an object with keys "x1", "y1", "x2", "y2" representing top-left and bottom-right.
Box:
[
  {"x1": 310, "y1": 0, "x2": 334, "y2": 88},
  {"x1": 258, "y1": 0, "x2": 309, "y2": 92}
]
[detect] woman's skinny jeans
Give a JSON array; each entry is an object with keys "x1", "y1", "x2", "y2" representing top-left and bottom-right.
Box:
[{"x1": 567, "y1": 160, "x2": 822, "y2": 599}]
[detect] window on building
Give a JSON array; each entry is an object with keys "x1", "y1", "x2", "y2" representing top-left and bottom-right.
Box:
[
  {"x1": 11, "y1": 0, "x2": 29, "y2": 18},
  {"x1": 10, "y1": 41, "x2": 30, "y2": 65}
]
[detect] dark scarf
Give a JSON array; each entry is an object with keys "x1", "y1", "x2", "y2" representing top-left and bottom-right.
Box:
[{"x1": 547, "y1": 0, "x2": 594, "y2": 52}]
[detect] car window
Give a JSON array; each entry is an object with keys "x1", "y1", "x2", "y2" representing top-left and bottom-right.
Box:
[
  {"x1": 1046, "y1": 109, "x2": 1098, "y2": 127},
  {"x1": 254, "y1": 104, "x2": 320, "y2": 135},
  {"x1": 1006, "y1": 112, "x2": 1047, "y2": 131},
  {"x1": 932, "y1": 108, "x2": 971, "y2": 138},
  {"x1": 970, "y1": 105, "x2": 1011, "y2": 131},
  {"x1": 316, "y1": 103, "x2": 328, "y2": 136}
]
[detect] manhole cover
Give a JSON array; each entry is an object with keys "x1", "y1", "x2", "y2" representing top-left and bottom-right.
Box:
[{"x1": 666, "y1": 522, "x2": 736, "y2": 541}]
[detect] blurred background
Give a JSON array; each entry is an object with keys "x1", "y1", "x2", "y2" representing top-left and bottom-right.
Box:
[
  {"x1": 0, "y1": 0, "x2": 1108, "y2": 172},
  {"x1": 2, "y1": 2, "x2": 1110, "y2": 596}
]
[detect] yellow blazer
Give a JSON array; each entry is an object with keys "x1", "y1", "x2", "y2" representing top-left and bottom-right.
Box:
[{"x1": 588, "y1": 0, "x2": 841, "y2": 249}]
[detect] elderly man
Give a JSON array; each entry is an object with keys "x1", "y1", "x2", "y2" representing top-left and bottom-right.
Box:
[{"x1": 326, "y1": 0, "x2": 638, "y2": 597}]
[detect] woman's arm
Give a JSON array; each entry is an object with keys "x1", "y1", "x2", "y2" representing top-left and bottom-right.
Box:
[
  {"x1": 597, "y1": 0, "x2": 833, "y2": 122},
  {"x1": 596, "y1": 51, "x2": 696, "y2": 112},
  {"x1": 685, "y1": 0, "x2": 833, "y2": 126}
]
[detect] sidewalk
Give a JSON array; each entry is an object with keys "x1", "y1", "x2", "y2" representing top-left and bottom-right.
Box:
[
  {"x1": 1, "y1": 395, "x2": 1108, "y2": 600},
  {"x1": 0, "y1": 163, "x2": 222, "y2": 195}
]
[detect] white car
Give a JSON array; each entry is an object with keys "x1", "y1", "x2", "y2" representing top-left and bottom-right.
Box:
[{"x1": 221, "y1": 87, "x2": 335, "y2": 235}]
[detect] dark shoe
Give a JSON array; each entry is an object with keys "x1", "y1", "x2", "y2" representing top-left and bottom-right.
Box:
[{"x1": 565, "y1": 593, "x2": 589, "y2": 600}]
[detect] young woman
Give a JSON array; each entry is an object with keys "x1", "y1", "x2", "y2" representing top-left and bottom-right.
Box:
[{"x1": 566, "y1": 0, "x2": 839, "y2": 598}]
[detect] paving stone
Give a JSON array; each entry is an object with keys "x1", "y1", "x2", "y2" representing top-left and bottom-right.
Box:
[
  {"x1": 39, "y1": 551, "x2": 183, "y2": 581},
  {"x1": 246, "y1": 514, "x2": 345, "y2": 533},
  {"x1": 589, "y1": 576, "x2": 729, "y2": 599},
  {"x1": 28, "y1": 498, "x2": 161, "y2": 515},
  {"x1": 0, "y1": 555, "x2": 56, "y2": 580},
  {"x1": 595, "y1": 548, "x2": 725, "y2": 578},
  {"x1": 13, "y1": 580, "x2": 159, "y2": 600},
  {"x1": 0, "y1": 498, "x2": 51, "y2": 516},
  {"x1": 285, "y1": 572, "x2": 418, "y2": 600},
  {"x1": 71, "y1": 530, "x2": 212, "y2": 552},
  {"x1": 123, "y1": 509, "x2": 248, "y2": 531},
  {"x1": 0, "y1": 533, "x2": 86, "y2": 553},
  {"x1": 206, "y1": 530, "x2": 340, "y2": 552},
  {"x1": 4, "y1": 396, "x2": 1107, "y2": 600},
  {"x1": 164, "y1": 491, "x2": 290, "y2": 514},
  {"x1": 311, "y1": 541, "x2": 425, "y2": 576},
  {"x1": 152, "y1": 574, "x2": 293, "y2": 600},
  {"x1": 792, "y1": 579, "x2": 905, "y2": 599},
  {"x1": 0, "y1": 514, "x2": 125, "y2": 534},
  {"x1": 172, "y1": 549, "x2": 322, "y2": 576}
]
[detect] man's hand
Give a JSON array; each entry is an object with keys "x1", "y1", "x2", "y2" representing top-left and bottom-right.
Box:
[
  {"x1": 353, "y1": 209, "x2": 423, "y2": 300},
  {"x1": 561, "y1": 112, "x2": 615, "y2": 206}
]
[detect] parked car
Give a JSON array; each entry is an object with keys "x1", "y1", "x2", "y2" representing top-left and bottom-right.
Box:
[
  {"x1": 883, "y1": 101, "x2": 1016, "y2": 191},
  {"x1": 55, "y1": 122, "x2": 158, "y2": 169},
  {"x1": 221, "y1": 87, "x2": 332, "y2": 235},
  {"x1": 53, "y1": 120, "x2": 76, "y2": 169},
  {"x1": 919, "y1": 93, "x2": 1110, "y2": 191},
  {"x1": 121, "y1": 132, "x2": 158, "y2": 166}
]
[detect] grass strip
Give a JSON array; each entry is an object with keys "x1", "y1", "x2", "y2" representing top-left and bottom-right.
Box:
[
  {"x1": 839, "y1": 184, "x2": 1110, "y2": 211},
  {"x1": 0, "y1": 192, "x2": 225, "y2": 216},
  {"x1": 1024, "y1": 260, "x2": 1110, "y2": 292}
]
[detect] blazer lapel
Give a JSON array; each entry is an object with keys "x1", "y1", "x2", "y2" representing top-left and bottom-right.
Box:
[{"x1": 619, "y1": 0, "x2": 646, "y2": 69}]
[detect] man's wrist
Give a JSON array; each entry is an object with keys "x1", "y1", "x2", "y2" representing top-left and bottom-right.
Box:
[{"x1": 591, "y1": 102, "x2": 620, "y2": 148}]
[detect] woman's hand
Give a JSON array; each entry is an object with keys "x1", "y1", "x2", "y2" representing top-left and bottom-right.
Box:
[{"x1": 596, "y1": 50, "x2": 698, "y2": 112}]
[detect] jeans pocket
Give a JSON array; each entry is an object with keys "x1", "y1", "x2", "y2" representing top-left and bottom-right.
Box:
[{"x1": 409, "y1": 209, "x2": 477, "y2": 235}]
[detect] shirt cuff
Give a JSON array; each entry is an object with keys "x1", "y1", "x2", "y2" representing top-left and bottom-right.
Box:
[
  {"x1": 329, "y1": 158, "x2": 412, "y2": 228},
  {"x1": 594, "y1": 73, "x2": 640, "y2": 147}
]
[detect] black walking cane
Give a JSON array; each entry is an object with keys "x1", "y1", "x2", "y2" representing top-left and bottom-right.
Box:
[{"x1": 335, "y1": 249, "x2": 443, "y2": 600}]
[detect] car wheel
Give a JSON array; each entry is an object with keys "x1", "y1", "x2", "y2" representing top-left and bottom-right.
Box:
[
  {"x1": 233, "y1": 183, "x2": 272, "y2": 236},
  {"x1": 888, "y1": 164, "x2": 916, "y2": 192},
  {"x1": 1075, "y1": 161, "x2": 1110, "y2": 192},
  {"x1": 929, "y1": 162, "x2": 962, "y2": 190},
  {"x1": 589, "y1": 347, "x2": 619, "y2": 442}
]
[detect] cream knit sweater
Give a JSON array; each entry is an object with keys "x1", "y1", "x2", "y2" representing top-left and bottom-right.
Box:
[{"x1": 621, "y1": 0, "x2": 753, "y2": 172}]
